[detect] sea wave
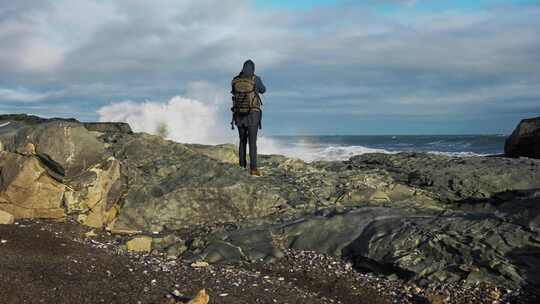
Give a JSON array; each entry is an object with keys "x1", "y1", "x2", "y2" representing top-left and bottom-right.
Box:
[
  {"x1": 260, "y1": 140, "x2": 487, "y2": 162},
  {"x1": 426, "y1": 151, "x2": 489, "y2": 157},
  {"x1": 259, "y1": 138, "x2": 391, "y2": 162},
  {"x1": 305, "y1": 145, "x2": 393, "y2": 162}
]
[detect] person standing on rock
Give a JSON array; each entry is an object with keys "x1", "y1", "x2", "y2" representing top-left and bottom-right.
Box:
[{"x1": 231, "y1": 59, "x2": 266, "y2": 176}]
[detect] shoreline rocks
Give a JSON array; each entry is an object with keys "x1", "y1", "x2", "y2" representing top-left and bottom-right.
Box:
[
  {"x1": 1, "y1": 114, "x2": 540, "y2": 290},
  {"x1": 505, "y1": 116, "x2": 540, "y2": 159}
]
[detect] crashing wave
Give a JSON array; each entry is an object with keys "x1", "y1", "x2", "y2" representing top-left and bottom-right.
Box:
[{"x1": 260, "y1": 140, "x2": 486, "y2": 162}]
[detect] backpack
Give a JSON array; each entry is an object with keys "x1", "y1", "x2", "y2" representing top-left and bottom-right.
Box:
[{"x1": 231, "y1": 76, "x2": 261, "y2": 115}]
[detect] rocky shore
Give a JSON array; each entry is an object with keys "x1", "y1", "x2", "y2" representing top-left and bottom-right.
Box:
[
  {"x1": 1, "y1": 114, "x2": 540, "y2": 303},
  {"x1": 0, "y1": 219, "x2": 524, "y2": 304}
]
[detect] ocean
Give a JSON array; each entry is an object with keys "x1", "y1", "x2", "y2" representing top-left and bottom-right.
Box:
[{"x1": 263, "y1": 135, "x2": 507, "y2": 162}]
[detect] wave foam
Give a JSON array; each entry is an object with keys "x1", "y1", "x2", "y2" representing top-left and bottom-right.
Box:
[
  {"x1": 97, "y1": 95, "x2": 487, "y2": 163},
  {"x1": 260, "y1": 140, "x2": 486, "y2": 162},
  {"x1": 426, "y1": 151, "x2": 488, "y2": 157},
  {"x1": 98, "y1": 96, "x2": 233, "y2": 145},
  {"x1": 259, "y1": 140, "x2": 394, "y2": 162}
]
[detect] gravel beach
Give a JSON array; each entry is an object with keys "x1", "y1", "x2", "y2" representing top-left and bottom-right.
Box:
[{"x1": 1, "y1": 219, "x2": 535, "y2": 304}]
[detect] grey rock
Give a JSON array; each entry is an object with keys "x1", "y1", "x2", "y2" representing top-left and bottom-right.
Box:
[
  {"x1": 201, "y1": 226, "x2": 285, "y2": 263},
  {"x1": 108, "y1": 133, "x2": 291, "y2": 232},
  {"x1": 4, "y1": 114, "x2": 540, "y2": 290},
  {"x1": 348, "y1": 152, "x2": 540, "y2": 203},
  {"x1": 83, "y1": 122, "x2": 133, "y2": 134},
  {"x1": 0, "y1": 114, "x2": 78, "y2": 125},
  {"x1": 165, "y1": 243, "x2": 188, "y2": 258},
  {"x1": 186, "y1": 143, "x2": 238, "y2": 164},
  {"x1": 505, "y1": 116, "x2": 540, "y2": 159},
  {"x1": 206, "y1": 203, "x2": 540, "y2": 289},
  {"x1": 152, "y1": 235, "x2": 185, "y2": 251},
  {"x1": 0, "y1": 119, "x2": 109, "y2": 179},
  {"x1": 0, "y1": 114, "x2": 131, "y2": 134}
]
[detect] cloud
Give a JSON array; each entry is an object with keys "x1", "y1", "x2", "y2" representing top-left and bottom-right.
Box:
[
  {"x1": 0, "y1": 1, "x2": 539, "y2": 134},
  {"x1": 0, "y1": 16, "x2": 62, "y2": 73},
  {"x1": 0, "y1": 87, "x2": 62, "y2": 102}
]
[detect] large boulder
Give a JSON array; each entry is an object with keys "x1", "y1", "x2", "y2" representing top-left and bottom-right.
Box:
[
  {"x1": 0, "y1": 151, "x2": 65, "y2": 218},
  {"x1": 505, "y1": 117, "x2": 540, "y2": 159},
  {"x1": 0, "y1": 118, "x2": 109, "y2": 179},
  {"x1": 108, "y1": 134, "x2": 290, "y2": 233},
  {"x1": 0, "y1": 115, "x2": 123, "y2": 226},
  {"x1": 63, "y1": 157, "x2": 123, "y2": 228}
]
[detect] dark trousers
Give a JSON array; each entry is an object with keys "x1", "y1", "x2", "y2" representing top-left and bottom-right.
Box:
[{"x1": 238, "y1": 125, "x2": 258, "y2": 170}]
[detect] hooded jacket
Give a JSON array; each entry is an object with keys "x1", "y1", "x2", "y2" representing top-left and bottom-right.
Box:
[
  {"x1": 232, "y1": 60, "x2": 266, "y2": 95},
  {"x1": 231, "y1": 60, "x2": 266, "y2": 128}
]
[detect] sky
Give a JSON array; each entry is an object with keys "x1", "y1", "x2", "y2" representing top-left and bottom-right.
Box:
[{"x1": 0, "y1": 0, "x2": 539, "y2": 136}]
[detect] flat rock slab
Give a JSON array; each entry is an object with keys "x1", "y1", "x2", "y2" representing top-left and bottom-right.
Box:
[
  {"x1": 348, "y1": 153, "x2": 540, "y2": 202},
  {"x1": 203, "y1": 203, "x2": 540, "y2": 289}
]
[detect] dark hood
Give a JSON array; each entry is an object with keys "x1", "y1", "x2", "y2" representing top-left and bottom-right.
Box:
[{"x1": 239, "y1": 60, "x2": 255, "y2": 77}]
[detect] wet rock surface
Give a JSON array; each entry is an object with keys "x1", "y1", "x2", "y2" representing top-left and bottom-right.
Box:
[{"x1": 1, "y1": 115, "x2": 540, "y2": 301}]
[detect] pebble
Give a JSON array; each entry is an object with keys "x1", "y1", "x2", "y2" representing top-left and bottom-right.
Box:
[
  {"x1": 84, "y1": 230, "x2": 97, "y2": 238},
  {"x1": 191, "y1": 261, "x2": 210, "y2": 268}
]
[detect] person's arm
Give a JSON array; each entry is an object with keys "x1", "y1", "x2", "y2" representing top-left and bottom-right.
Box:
[{"x1": 256, "y1": 76, "x2": 266, "y2": 94}]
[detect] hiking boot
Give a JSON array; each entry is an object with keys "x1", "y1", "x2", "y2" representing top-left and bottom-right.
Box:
[{"x1": 250, "y1": 169, "x2": 262, "y2": 177}]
